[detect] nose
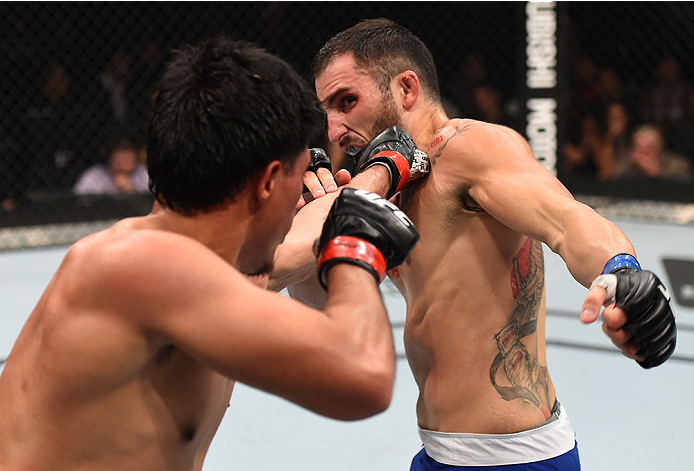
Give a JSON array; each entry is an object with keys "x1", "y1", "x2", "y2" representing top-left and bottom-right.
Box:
[{"x1": 326, "y1": 111, "x2": 347, "y2": 144}]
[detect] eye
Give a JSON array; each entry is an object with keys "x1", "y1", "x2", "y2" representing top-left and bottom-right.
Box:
[{"x1": 340, "y1": 95, "x2": 356, "y2": 112}]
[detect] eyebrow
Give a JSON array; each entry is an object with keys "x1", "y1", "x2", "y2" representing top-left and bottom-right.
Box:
[{"x1": 320, "y1": 87, "x2": 350, "y2": 109}]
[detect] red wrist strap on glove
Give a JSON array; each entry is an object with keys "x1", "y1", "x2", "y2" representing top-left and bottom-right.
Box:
[
  {"x1": 317, "y1": 235, "x2": 387, "y2": 289},
  {"x1": 361, "y1": 150, "x2": 411, "y2": 197}
]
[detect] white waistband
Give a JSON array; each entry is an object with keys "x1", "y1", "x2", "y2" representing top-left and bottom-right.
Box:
[{"x1": 418, "y1": 401, "x2": 576, "y2": 466}]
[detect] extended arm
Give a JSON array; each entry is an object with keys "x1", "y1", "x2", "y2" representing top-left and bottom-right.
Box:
[
  {"x1": 439, "y1": 122, "x2": 633, "y2": 285},
  {"x1": 269, "y1": 128, "x2": 426, "y2": 299},
  {"x1": 440, "y1": 120, "x2": 675, "y2": 367},
  {"x1": 107, "y1": 189, "x2": 417, "y2": 420},
  {"x1": 268, "y1": 166, "x2": 390, "y2": 293}
]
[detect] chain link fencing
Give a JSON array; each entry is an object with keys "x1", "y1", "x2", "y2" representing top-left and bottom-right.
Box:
[{"x1": 1, "y1": 2, "x2": 693, "y2": 249}]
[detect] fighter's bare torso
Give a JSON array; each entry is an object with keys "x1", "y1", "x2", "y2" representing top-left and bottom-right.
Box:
[
  {"x1": 388, "y1": 118, "x2": 556, "y2": 434},
  {"x1": 0, "y1": 221, "x2": 235, "y2": 471}
]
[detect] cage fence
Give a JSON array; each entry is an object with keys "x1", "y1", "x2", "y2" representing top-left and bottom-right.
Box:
[{"x1": 2, "y1": 2, "x2": 693, "y2": 250}]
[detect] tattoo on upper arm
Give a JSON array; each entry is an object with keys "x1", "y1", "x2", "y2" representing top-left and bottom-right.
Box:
[{"x1": 489, "y1": 238, "x2": 552, "y2": 419}]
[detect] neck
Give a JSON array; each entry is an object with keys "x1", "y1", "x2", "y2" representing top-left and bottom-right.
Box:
[
  {"x1": 141, "y1": 200, "x2": 250, "y2": 267},
  {"x1": 404, "y1": 102, "x2": 450, "y2": 150}
]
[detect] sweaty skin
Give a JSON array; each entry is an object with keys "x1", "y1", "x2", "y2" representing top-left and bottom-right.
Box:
[
  {"x1": 312, "y1": 53, "x2": 637, "y2": 436},
  {"x1": 0, "y1": 223, "x2": 237, "y2": 471},
  {"x1": 394, "y1": 118, "x2": 636, "y2": 434},
  {"x1": 0, "y1": 149, "x2": 397, "y2": 470},
  {"x1": 388, "y1": 120, "x2": 554, "y2": 433}
]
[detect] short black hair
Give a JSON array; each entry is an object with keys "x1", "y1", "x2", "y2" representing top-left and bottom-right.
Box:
[
  {"x1": 147, "y1": 36, "x2": 326, "y2": 213},
  {"x1": 312, "y1": 18, "x2": 441, "y2": 102}
]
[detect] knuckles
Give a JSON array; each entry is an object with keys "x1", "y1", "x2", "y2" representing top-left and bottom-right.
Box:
[{"x1": 613, "y1": 269, "x2": 677, "y2": 368}]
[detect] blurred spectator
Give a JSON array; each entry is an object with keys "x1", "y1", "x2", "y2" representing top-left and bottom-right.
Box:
[
  {"x1": 572, "y1": 65, "x2": 625, "y2": 134},
  {"x1": 88, "y1": 50, "x2": 141, "y2": 146},
  {"x1": 666, "y1": 88, "x2": 694, "y2": 163},
  {"x1": 593, "y1": 68, "x2": 624, "y2": 121},
  {"x1": 133, "y1": 40, "x2": 166, "y2": 102},
  {"x1": 21, "y1": 59, "x2": 87, "y2": 193},
  {"x1": 1, "y1": 139, "x2": 23, "y2": 211},
  {"x1": 130, "y1": 40, "x2": 167, "y2": 142},
  {"x1": 561, "y1": 115, "x2": 601, "y2": 178},
  {"x1": 469, "y1": 85, "x2": 518, "y2": 129},
  {"x1": 640, "y1": 56, "x2": 692, "y2": 142},
  {"x1": 568, "y1": 55, "x2": 600, "y2": 121},
  {"x1": 73, "y1": 136, "x2": 149, "y2": 195},
  {"x1": 615, "y1": 124, "x2": 692, "y2": 182},
  {"x1": 100, "y1": 50, "x2": 133, "y2": 124},
  {"x1": 445, "y1": 53, "x2": 488, "y2": 115},
  {"x1": 593, "y1": 102, "x2": 632, "y2": 180}
]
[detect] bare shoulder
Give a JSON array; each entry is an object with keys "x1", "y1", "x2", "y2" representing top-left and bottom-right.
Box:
[
  {"x1": 430, "y1": 119, "x2": 528, "y2": 157},
  {"x1": 63, "y1": 225, "x2": 239, "y2": 317},
  {"x1": 68, "y1": 225, "x2": 205, "y2": 278},
  {"x1": 427, "y1": 119, "x2": 536, "y2": 176}
]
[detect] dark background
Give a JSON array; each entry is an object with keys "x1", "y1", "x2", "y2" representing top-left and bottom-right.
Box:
[{"x1": 2, "y1": 2, "x2": 693, "y2": 231}]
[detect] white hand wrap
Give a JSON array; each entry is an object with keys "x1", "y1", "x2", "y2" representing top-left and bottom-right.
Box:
[
  {"x1": 410, "y1": 149, "x2": 430, "y2": 179},
  {"x1": 589, "y1": 274, "x2": 618, "y2": 305}
]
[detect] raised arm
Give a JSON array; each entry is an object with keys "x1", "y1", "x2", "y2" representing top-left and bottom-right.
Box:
[
  {"x1": 435, "y1": 121, "x2": 632, "y2": 286},
  {"x1": 108, "y1": 189, "x2": 417, "y2": 421},
  {"x1": 268, "y1": 165, "x2": 390, "y2": 293},
  {"x1": 437, "y1": 119, "x2": 675, "y2": 368},
  {"x1": 270, "y1": 127, "x2": 428, "y2": 301}
]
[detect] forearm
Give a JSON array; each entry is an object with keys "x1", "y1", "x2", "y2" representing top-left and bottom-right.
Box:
[
  {"x1": 268, "y1": 192, "x2": 337, "y2": 292},
  {"x1": 324, "y1": 264, "x2": 394, "y2": 367},
  {"x1": 347, "y1": 165, "x2": 391, "y2": 197},
  {"x1": 268, "y1": 166, "x2": 391, "y2": 292},
  {"x1": 272, "y1": 264, "x2": 394, "y2": 421},
  {"x1": 550, "y1": 200, "x2": 635, "y2": 287}
]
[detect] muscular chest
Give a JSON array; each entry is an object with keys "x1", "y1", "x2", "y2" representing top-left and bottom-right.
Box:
[
  {"x1": 389, "y1": 171, "x2": 525, "y2": 306},
  {"x1": 388, "y1": 176, "x2": 474, "y2": 294}
]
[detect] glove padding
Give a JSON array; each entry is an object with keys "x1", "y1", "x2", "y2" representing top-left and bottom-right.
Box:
[
  {"x1": 591, "y1": 267, "x2": 677, "y2": 368},
  {"x1": 316, "y1": 188, "x2": 419, "y2": 290},
  {"x1": 307, "y1": 148, "x2": 332, "y2": 173},
  {"x1": 302, "y1": 148, "x2": 333, "y2": 194},
  {"x1": 355, "y1": 126, "x2": 429, "y2": 199}
]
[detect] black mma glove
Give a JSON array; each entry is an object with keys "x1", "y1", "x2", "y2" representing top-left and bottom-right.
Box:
[
  {"x1": 316, "y1": 188, "x2": 419, "y2": 290},
  {"x1": 590, "y1": 254, "x2": 677, "y2": 368},
  {"x1": 354, "y1": 126, "x2": 430, "y2": 199},
  {"x1": 308, "y1": 148, "x2": 332, "y2": 173},
  {"x1": 302, "y1": 148, "x2": 333, "y2": 194}
]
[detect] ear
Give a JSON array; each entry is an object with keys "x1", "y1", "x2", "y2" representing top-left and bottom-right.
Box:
[
  {"x1": 396, "y1": 70, "x2": 420, "y2": 111},
  {"x1": 255, "y1": 160, "x2": 283, "y2": 204}
]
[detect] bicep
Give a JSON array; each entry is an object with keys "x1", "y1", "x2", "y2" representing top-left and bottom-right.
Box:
[
  {"x1": 471, "y1": 160, "x2": 575, "y2": 246},
  {"x1": 452, "y1": 125, "x2": 632, "y2": 284},
  {"x1": 108, "y1": 233, "x2": 393, "y2": 419},
  {"x1": 154, "y1": 266, "x2": 335, "y2": 386},
  {"x1": 114, "y1": 240, "x2": 333, "y2": 387},
  {"x1": 146, "y1": 255, "x2": 393, "y2": 419},
  {"x1": 446, "y1": 124, "x2": 574, "y2": 243}
]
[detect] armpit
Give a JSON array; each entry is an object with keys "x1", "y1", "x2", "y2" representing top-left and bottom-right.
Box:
[{"x1": 459, "y1": 188, "x2": 484, "y2": 213}]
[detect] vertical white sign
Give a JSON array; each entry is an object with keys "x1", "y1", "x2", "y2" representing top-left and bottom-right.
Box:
[{"x1": 526, "y1": 1, "x2": 558, "y2": 174}]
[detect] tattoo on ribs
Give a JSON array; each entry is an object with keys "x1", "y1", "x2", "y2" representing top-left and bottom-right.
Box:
[{"x1": 489, "y1": 238, "x2": 551, "y2": 419}]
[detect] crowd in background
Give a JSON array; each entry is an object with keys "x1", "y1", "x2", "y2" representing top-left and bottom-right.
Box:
[
  {"x1": 1, "y1": 43, "x2": 164, "y2": 211},
  {"x1": 562, "y1": 55, "x2": 694, "y2": 183},
  {"x1": 2, "y1": 3, "x2": 693, "y2": 218}
]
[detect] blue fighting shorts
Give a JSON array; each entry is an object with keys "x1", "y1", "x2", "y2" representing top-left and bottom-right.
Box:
[{"x1": 410, "y1": 401, "x2": 580, "y2": 470}]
